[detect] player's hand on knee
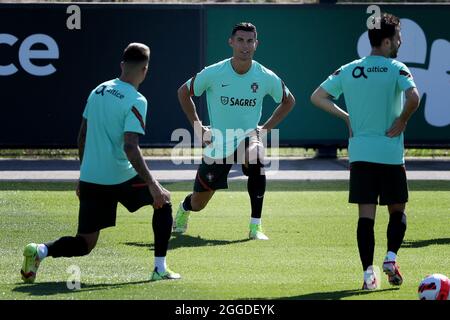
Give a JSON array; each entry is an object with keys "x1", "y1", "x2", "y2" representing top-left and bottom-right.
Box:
[
  {"x1": 149, "y1": 182, "x2": 171, "y2": 209},
  {"x1": 159, "y1": 184, "x2": 171, "y2": 203},
  {"x1": 256, "y1": 125, "x2": 264, "y2": 135},
  {"x1": 246, "y1": 130, "x2": 265, "y2": 165},
  {"x1": 202, "y1": 126, "x2": 212, "y2": 146}
]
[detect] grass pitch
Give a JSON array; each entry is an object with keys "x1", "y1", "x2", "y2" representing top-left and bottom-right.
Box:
[{"x1": 0, "y1": 181, "x2": 449, "y2": 300}]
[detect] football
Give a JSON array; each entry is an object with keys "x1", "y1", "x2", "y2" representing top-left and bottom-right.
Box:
[{"x1": 418, "y1": 274, "x2": 450, "y2": 300}]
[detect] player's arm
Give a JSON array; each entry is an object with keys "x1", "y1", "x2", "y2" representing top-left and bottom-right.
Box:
[
  {"x1": 77, "y1": 117, "x2": 87, "y2": 164},
  {"x1": 124, "y1": 132, "x2": 155, "y2": 185},
  {"x1": 177, "y1": 83, "x2": 211, "y2": 144},
  {"x1": 177, "y1": 83, "x2": 202, "y2": 128},
  {"x1": 310, "y1": 87, "x2": 352, "y2": 137},
  {"x1": 261, "y1": 92, "x2": 295, "y2": 131},
  {"x1": 123, "y1": 132, "x2": 170, "y2": 209},
  {"x1": 386, "y1": 87, "x2": 420, "y2": 137},
  {"x1": 76, "y1": 117, "x2": 87, "y2": 197}
]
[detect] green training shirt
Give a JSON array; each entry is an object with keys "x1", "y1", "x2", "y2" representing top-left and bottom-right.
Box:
[
  {"x1": 80, "y1": 78, "x2": 147, "y2": 184},
  {"x1": 321, "y1": 56, "x2": 416, "y2": 164},
  {"x1": 187, "y1": 58, "x2": 290, "y2": 159}
]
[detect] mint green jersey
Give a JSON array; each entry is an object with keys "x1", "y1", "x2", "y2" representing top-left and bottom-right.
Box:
[
  {"x1": 187, "y1": 58, "x2": 290, "y2": 159},
  {"x1": 80, "y1": 78, "x2": 147, "y2": 185},
  {"x1": 321, "y1": 56, "x2": 416, "y2": 164}
]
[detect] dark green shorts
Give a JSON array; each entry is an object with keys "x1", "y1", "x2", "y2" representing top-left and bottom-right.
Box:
[
  {"x1": 78, "y1": 175, "x2": 153, "y2": 234},
  {"x1": 349, "y1": 161, "x2": 408, "y2": 205}
]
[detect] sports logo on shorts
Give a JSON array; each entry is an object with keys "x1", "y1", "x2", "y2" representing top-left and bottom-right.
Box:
[
  {"x1": 206, "y1": 172, "x2": 214, "y2": 182},
  {"x1": 221, "y1": 96, "x2": 229, "y2": 105},
  {"x1": 251, "y1": 82, "x2": 259, "y2": 93}
]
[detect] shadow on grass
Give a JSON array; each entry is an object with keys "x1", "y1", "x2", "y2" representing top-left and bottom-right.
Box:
[
  {"x1": 249, "y1": 287, "x2": 399, "y2": 300},
  {"x1": 125, "y1": 234, "x2": 250, "y2": 251},
  {"x1": 402, "y1": 238, "x2": 450, "y2": 248},
  {"x1": 11, "y1": 280, "x2": 151, "y2": 297},
  {"x1": 277, "y1": 287, "x2": 399, "y2": 300}
]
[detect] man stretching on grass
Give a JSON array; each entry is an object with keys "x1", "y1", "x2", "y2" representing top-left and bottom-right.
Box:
[
  {"x1": 173, "y1": 22, "x2": 295, "y2": 240},
  {"x1": 21, "y1": 43, "x2": 180, "y2": 283}
]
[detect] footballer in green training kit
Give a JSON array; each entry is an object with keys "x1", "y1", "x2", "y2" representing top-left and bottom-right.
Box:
[
  {"x1": 311, "y1": 13, "x2": 420, "y2": 290},
  {"x1": 174, "y1": 22, "x2": 296, "y2": 240}
]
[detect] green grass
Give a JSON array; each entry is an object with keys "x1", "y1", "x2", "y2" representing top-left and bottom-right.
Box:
[{"x1": 1, "y1": 181, "x2": 449, "y2": 300}]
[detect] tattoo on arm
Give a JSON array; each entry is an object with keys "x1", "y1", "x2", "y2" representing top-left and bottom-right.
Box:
[{"x1": 123, "y1": 132, "x2": 155, "y2": 185}]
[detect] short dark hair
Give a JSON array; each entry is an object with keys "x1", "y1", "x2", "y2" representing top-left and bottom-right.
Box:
[
  {"x1": 368, "y1": 13, "x2": 400, "y2": 47},
  {"x1": 231, "y1": 22, "x2": 257, "y2": 38},
  {"x1": 122, "y1": 43, "x2": 150, "y2": 64}
]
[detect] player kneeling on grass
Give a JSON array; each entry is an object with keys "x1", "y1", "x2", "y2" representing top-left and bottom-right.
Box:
[
  {"x1": 173, "y1": 22, "x2": 295, "y2": 240},
  {"x1": 21, "y1": 43, "x2": 180, "y2": 284},
  {"x1": 311, "y1": 13, "x2": 420, "y2": 290}
]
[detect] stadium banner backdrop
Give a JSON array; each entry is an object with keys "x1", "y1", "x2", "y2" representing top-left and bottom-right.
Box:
[{"x1": 0, "y1": 4, "x2": 449, "y2": 148}]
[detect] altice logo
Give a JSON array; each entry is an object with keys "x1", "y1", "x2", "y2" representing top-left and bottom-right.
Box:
[{"x1": 357, "y1": 18, "x2": 450, "y2": 127}]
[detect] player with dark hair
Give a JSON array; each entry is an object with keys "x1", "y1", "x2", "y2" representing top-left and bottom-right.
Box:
[
  {"x1": 311, "y1": 13, "x2": 420, "y2": 290},
  {"x1": 21, "y1": 43, "x2": 180, "y2": 283},
  {"x1": 174, "y1": 22, "x2": 295, "y2": 240}
]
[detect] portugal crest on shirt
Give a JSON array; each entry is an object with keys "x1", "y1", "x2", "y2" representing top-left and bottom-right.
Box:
[
  {"x1": 251, "y1": 82, "x2": 259, "y2": 93},
  {"x1": 221, "y1": 96, "x2": 229, "y2": 105}
]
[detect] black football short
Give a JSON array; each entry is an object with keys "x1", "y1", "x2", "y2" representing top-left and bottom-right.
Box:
[
  {"x1": 193, "y1": 158, "x2": 234, "y2": 192},
  {"x1": 349, "y1": 161, "x2": 408, "y2": 205},
  {"x1": 193, "y1": 137, "x2": 264, "y2": 192},
  {"x1": 78, "y1": 175, "x2": 153, "y2": 234}
]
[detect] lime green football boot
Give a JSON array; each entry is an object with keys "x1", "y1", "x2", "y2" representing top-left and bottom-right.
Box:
[
  {"x1": 150, "y1": 267, "x2": 181, "y2": 281},
  {"x1": 249, "y1": 223, "x2": 269, "y2": 240},
  {"x1": 21, "y1": 243, "x2": 41, "y2": 283},
  {"x1": 172, "y1": 202, "x2": 190, "y2": 234}
]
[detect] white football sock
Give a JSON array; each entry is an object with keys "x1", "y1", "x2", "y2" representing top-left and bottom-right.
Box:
[
  {"x1": 250, "y1": 218, "x2": 261, "y2": 225},
  {"x1": 155, "y1": 256, "x2": 166, "y2": 273},
  {"x1": 37, "y1": 244, "x2": 48, "y2": 260}
]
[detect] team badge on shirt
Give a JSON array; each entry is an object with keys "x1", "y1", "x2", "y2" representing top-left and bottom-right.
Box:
[
  {"x1": 251, "y1": 82, "x2": 259, "y2": 93},
  {"x1": 221, "y1": 96, "x2": 229, "y2": 105}
]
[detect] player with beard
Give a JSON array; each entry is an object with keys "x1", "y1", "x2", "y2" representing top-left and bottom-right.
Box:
[{"x1": 311, "y1": 13, "x2": 420, "y2": 290}]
